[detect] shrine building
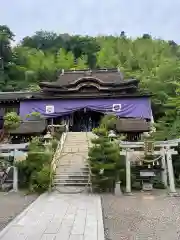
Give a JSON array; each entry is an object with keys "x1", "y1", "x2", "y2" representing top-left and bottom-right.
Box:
[{"x1": 0, "y1": 68, "x2": 153, "y2": 140}]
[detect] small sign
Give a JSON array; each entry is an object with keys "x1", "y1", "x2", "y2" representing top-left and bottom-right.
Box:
[
  {"x1": 46, "y1": 105, "x2": 54, "y2": 114},
  {"x1": 142, "y1": 183, "x2": 153, "y2": 191},
  {"x1": 144, "y1": 140, "x2": 154, "y2": 155},
  {"x1": 112, "y1": 104, "x2": 122, "y2": 112},
  {"x1": 10, "y1": 150, "x2": 27, "y2": 162},
  {"x1": 140, "y1": 171, "x2": 156, "y2": 177}
]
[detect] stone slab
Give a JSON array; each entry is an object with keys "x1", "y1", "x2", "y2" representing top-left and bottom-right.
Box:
[{"x1": 0, "y1": 193, "x2": 104, "y2": 240}]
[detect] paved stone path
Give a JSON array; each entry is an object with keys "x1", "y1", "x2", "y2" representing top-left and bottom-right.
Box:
[
  {"x1": 102, "y1": 191, "x2": 180, "y2": 240},
  {"x1": 0, "y1": 192, "x2": 104, "y2": 240}
]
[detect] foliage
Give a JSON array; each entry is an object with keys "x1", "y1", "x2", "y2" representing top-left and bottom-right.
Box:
[
  {"x1": 3, "y1": 112, "x2": 21, "y2": 130},
  {"x1": 27, "y1": 84, "x2": 41, "y2": 92},
  {"x1": 153, "y1": 179, "x2": 166, "y2": 189},
  {"x1": 88, "y1": 116, "x2": 122, "y2": 192},
  {"x1": 26, "y1": 111, "x2": 42, "y2": 117},
  {"x1": 16, "y1": 137, "x2": 55, "y2": 193},
  {"x1": 100, "y1": 114, "x2": 117, "y2": 131},
  {"x1": 51, "y1": 139, "x2": 58, "y2": 152}
]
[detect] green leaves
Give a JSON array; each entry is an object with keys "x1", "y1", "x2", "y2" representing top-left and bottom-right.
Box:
[
  {"x1": 88, "y1": 115, "x2": 123, "y2": 192},
  {"x1": 3, "y1": 112, "x2": 21, "y2": 130}
]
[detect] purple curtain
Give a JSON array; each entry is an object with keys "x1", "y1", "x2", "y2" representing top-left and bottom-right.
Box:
[{"x1": 19, "y1": 98, "x2": 152, "y2": 119}]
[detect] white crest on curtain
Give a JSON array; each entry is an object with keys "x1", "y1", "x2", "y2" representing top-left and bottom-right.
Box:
[
  {"x1": 112, "y1": 104, "x2": 122, "y2": 112},
  {"x1": 46, "y1": 105, "x2": 54, "y2": 114}
]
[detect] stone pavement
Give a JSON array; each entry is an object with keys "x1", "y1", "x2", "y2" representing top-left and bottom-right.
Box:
[{"x1": 0, "y1": 192, "x2": 104, "y2": 240}]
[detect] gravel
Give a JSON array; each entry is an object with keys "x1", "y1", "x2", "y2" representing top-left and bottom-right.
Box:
[
  {"x1": 0, "y1": 191, "x2": 37, "y2": 231},
  {"x1": 101, "y1": 191, "x2": 180, "y2": 240}
]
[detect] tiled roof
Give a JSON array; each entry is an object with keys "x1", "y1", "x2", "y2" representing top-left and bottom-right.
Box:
[
  {"x1": 0, "y1": 91, "x2": 40, "y2": 101},
  {"x1": 39, "y1": 68, "x2": 137, "y2": 88},
  {"x1": 10, "y1": 120, "x2": 46, "y2": 134}
]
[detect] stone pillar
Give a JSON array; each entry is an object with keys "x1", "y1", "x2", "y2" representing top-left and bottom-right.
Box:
[
  {"x1": 160, "y1": 147, "x2": 168, "y2": 187},
  {"x1": 166, "y1": 147, "x2": 177, "y2": 195},
  {"x1": 13, "y1": 166, "x2": 18, "y2": 192},
  {"x1": 125, "y1": 149, "x2": 132, "y2": 194},
  {"x1": 114, "y1": 181, "x2": 122, "y2": 196}
]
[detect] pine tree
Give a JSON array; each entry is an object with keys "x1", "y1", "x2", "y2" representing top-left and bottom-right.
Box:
[{"x1": 88, "y1": 123, "x2": 121, "y2": 192}]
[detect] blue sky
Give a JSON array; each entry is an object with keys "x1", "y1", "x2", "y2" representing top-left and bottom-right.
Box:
[{"x1": 1, "y1": 0, "x2": 179, "y2": 43}]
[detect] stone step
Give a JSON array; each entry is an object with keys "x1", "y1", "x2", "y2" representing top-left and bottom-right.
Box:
[
  {"x1": 58, "y1": 161, "x2": 88, "y2": 165},
  {"x1": 58, "y1": 158, "x2": 88, "y2": 162},
  {"x1": 56, "y1": 172, "x2": 89, "y2": 176},
  {"x1": 65, "y1": 140, "x2": 87, "y2": 142},
  {"x1": 57, "y1": 170, "x2": 89, "y2": 173},
  {"x1": 56, "y1": 168, "x2": 89, "y2": 172},
  {"x1": 54, "y1": 186, "x2": 87, "y2": 193},
  {"x1": 63, "y1": 146, "x2": 88, "y2": 149},
  {"x1": 55, "y1": 173, "x2": 89, "y2": 177},
  {"x1": 63, "y1": 146, "x2": 88, "y2": 150},
  {"x1": 54, "y1": 179, "x2": 89, "y2": 183},
  {"x1": 55, "y1": 173, "x2": 89, "y2": 178},
  {"x1": 65, "y1": 144, "x2": 88, "y2": 146},
  {"x1": 54, "y1": 176, "x2": 89, "y2": 180},
  {"x1": 57, "y1": 155, "x2": 87, "y2": 159},
  {"x1": 54, "y1": 182, "x2": 90, "y2": 186},
  {"x1": 66, "y1": 137, "x2": 87, "y2": 139},
  {"x1": 58, "y1": 163, "x2": 88, "y2": 167},
  {"x1": 57, "y1": 164, "x2": 89, "y2": 168},
  {"x1": 65, "y1": 141, "x2": 88, "y2": 144},
  {"x1": 58, "y1": 162, "x2": 88, "y2": 165},
  {"x1": 57, "y1": 165, "x2": 89, "y2": 169},
  {"x1": 55, "y1": 178, "x2": 89, "y2": 182},
  {"x1": 63, "y1": 149, "x2": 88, "y2": 153}
]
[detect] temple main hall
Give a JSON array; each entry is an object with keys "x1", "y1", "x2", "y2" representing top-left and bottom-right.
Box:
[{"x1": 0, "y1": 68, "x2": 152, "y2": 140}]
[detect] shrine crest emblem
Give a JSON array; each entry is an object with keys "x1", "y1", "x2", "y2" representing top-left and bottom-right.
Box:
[{"x1": 112, "y1": 104, "x2": 122, "y2": 112}]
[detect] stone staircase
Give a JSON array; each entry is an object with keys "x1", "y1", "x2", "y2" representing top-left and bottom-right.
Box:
[{"x1": 54, "y1": 132, "x2": 93, "y2": 193}]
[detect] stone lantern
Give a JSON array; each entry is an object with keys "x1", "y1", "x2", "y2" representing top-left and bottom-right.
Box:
[
  {"x1": 108, "y1": 130, "x2": 122, "y2": 196},
  {"x1": 108, "y1": 130, "x2": 117, "y2": 142},
  {"x1": 44, "y1": 131, "x2": 53, "y2": 150}
]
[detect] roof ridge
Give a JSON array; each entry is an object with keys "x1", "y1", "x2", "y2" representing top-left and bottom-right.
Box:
[{"x1": 61, "y1": 68, "x2": 119, "y2": 75}]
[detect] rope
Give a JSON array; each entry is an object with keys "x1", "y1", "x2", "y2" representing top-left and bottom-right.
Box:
[{"x1": 131, "y1": 153, "x2": 162, "y2": 163}]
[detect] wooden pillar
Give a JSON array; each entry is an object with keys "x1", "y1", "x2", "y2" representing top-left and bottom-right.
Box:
[
  {"x1": 166, "y1": 147, "x2": 177, "y2": 195},
  {"x1": 125, "y1": 149, "x2": 132, "y2": 194},
  {"x1": 160, "y1": 147, "x2": 168, "y2": 187}
]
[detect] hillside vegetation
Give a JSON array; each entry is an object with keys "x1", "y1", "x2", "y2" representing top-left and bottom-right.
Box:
[{"x1": 1, "y1": 26, "x2": 180, "y2": 139}]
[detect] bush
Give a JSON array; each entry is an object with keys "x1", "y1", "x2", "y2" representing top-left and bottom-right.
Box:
[
  {"x1": 52, "y1": 139, "x2": 58, "y2": 152},
  {"x1": 3, "y1": 112, "x2": 21, "y2": 130},
  {"x1": 31, "y1": 166, "x2": 51, "y2": 193},
  {"x1": 100, "y1": 114, "x2": 117, "y2": 130},
  {"x1": 153, "y1": 179, "x2": 166, "y2": 189},
  {"x1": 16, "y1": 137, "x2": 57, "y2": 193},
  {"x1": 89, "y1": 116, "x2": 123, "y2": 192}
]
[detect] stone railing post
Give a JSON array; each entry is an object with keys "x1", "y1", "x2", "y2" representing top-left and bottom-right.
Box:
[
  {"x1": 160, "y1": 147, "x2": 168, "y2": 187},
  {"x1": 166, "y1": 146, "x2": 177, "y2": 195},
  {"x1": 125, "y1": 148, "x2": 132, "y2": 195},
  {"x1": 12, "y1": 149, "x2": 18, "y2": 192},
  {"x1": 13, "y1": 166, "x2": 18, "y2": 192}
]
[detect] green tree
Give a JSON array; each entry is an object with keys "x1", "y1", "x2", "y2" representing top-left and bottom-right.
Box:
[
  {"x1": 0, "y1": 25, "x2": 14, "y2": 90},
  {"x1": 88, "y1": 116, "x2": 122, "y2": 192}
]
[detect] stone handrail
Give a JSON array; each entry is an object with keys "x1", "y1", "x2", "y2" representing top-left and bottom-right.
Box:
[
  {"x1": 49, "y1": 124, "x2": 68, "y2": 192},
  {"x1": 86, "y1": 131, "x2": 93, "y2": 192}
]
